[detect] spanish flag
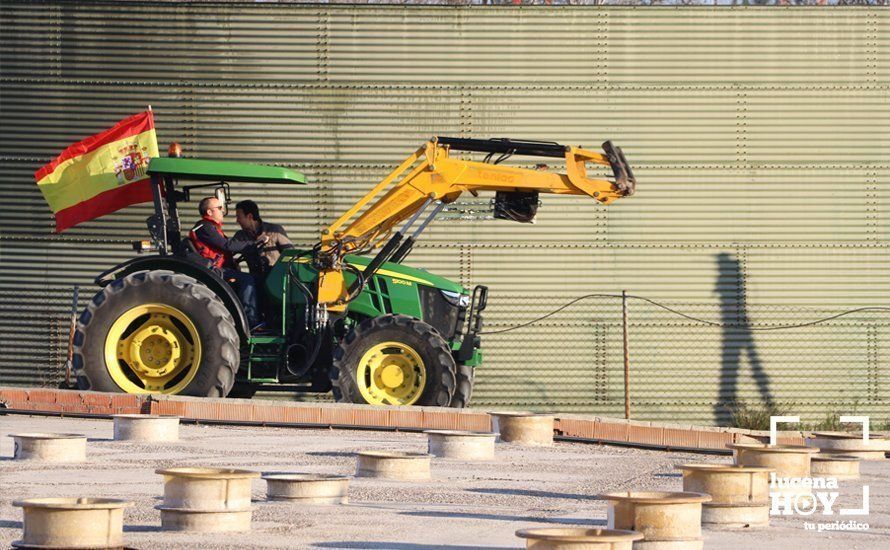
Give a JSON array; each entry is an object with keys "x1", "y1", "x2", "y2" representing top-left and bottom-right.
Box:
[{"x1": 35, "y1": 110, "x2": 159, "y2": 232}]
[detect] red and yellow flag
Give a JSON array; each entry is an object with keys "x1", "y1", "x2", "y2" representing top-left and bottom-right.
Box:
[{"x1": 35, "y1": 110, "x2": 159, "y2": 232}]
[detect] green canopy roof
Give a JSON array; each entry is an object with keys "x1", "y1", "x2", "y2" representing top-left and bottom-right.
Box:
[{"x1": 148, "y1": 157, "x2": 306, "y2": 185}]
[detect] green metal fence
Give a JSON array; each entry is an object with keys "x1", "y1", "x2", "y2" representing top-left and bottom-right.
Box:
[{"x1": 2, "y1": 2, "x2": 889, "y2": 424}]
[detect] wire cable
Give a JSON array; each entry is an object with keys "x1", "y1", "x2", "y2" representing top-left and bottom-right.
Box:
[
  {"x1": 479, "y1": 293, "x2": 890, "y2": 335},
  {"x1": 626, "y1": 296, "x2": 890, "y2": 331},
  {"x1": 479, "y1": 294, "x2": 622, "y2": 334}
]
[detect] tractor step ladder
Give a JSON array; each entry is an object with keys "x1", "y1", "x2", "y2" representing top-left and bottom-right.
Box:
[{"x1": 246, "y1": 334, "x2": 285, "y2": 383}]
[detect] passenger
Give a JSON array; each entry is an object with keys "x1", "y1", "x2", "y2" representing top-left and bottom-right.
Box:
[
  {"x1": 189, "y1": 196, "x2": 265, "y2": 330},
  {"x1": 232, "y1": 200, "x2": 293, "y2": 281}
]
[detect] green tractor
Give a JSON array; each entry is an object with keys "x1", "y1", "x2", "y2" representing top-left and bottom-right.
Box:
[{"x1": 73, "y1": 137, "x2": 634, "y2": 407}]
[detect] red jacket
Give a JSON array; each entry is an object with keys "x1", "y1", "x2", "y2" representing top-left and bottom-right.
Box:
[{"x1": 189, "y1": 216, "x2": 230, "y2": 269}]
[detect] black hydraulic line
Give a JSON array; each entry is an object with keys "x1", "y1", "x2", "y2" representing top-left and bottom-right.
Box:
[
  {"x1": 285, "y1": 325, "x2": 326, "y2": 378},
  {"x1": 346, "y1": 197, "x2": 434, "y2": 294},
  {"x1": 348, "y1": 232, "x2": 403, "y2": 296},
  {"x1": 390, "y1": 236, "x2": 415, "y2": 264},
  {"x1": 391, "y1": 201, "x2": 446, "y2": 264},
  {"x1": 341, "y1": 262, "x2": 366, "y2": 304},
  {"x1": 493, "y1": 150, "x2": 514, "y2": 165},
  {"x1": 437, "y1": 136, "x2": 566, "y2": 158},
  {"x1": 286, "y1": 253, "x2": 315, "y2": 302},
  {"x1": 284, "y1": 253, "x2": 324, "y2": 377}
]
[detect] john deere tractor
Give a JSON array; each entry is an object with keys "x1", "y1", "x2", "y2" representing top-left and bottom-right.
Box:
[{"x1": 73, "y1": 137, "x2": 634, "y2": 407}]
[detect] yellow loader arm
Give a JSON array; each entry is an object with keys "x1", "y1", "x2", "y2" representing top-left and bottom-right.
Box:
[{"x1": 314, "y1": 137, "x2": 635, "y2": 311}]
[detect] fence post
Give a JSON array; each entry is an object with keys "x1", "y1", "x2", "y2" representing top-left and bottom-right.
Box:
[{"x1": 622, "y1": 289, "x2": 630, "y2": 420}]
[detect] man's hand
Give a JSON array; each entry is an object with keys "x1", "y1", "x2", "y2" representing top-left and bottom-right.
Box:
[{"x1": 256, "y1": 234, "x2": 270, "y2": 247}]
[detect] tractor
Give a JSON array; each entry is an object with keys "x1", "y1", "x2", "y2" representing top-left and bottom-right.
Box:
[{"x1": 72, "y1": 137, "x2": 635, "y2": 407}]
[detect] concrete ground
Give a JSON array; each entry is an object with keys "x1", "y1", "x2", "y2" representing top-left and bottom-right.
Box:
[{"x1": 0, "y1": 414, "x2": 888, "y2": 549}]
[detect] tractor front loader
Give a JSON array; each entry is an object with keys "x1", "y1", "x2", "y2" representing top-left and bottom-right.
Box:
[{"x1": 73, "y1": 137, "x2": 635, "y2": 407}]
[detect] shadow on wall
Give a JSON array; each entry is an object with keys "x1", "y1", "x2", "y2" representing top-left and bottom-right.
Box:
[{"x1": 714, "y1": 252, "x2": 773, "y2": 424}]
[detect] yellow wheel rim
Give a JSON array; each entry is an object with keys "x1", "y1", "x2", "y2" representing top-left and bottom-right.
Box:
[
  {"x1": 104, "y1": 304, "x2": 202, "y2": 394},
  {"x1": 357, "y1": 341, "x2": 426, "y2": 406}
]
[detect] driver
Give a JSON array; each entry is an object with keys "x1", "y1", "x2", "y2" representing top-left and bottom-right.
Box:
[{"x1": 189, "y1": 196, "x2": 265, "y2": 331}]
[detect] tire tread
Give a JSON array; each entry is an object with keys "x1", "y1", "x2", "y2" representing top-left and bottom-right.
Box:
[{"x1": 73, "y1": 270, "x2": 239, "y2": 397}]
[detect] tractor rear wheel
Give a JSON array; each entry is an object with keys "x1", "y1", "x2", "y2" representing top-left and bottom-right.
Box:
[
  {"x1": 331, "y1": 314, "x2": 456, "y2": 407},
  {"x1": 73, "y1": 270, "x2": 240, "y2": 397}
]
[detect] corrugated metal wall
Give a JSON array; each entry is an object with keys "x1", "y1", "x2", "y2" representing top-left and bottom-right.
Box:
[{"x1": 2, "y1": 2, "x2": 888, "y2": 424}]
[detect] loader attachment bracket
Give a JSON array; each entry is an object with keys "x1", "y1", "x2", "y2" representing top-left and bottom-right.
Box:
[{"x1": 601, "y1": 140, "x2": 636, "y2": 196}]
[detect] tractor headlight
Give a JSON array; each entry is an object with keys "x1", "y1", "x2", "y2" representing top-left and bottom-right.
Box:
[{"x1": 440, "y1": 290, "x2": 470, "y2": 308}]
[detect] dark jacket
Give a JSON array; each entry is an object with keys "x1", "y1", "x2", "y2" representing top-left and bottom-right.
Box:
[{"x1": 232, "y1": 221, "x2": 293, "y2": 278}]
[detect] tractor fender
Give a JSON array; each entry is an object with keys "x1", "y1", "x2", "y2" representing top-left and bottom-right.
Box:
[{"x1": 95, "y1": 255, "x2": 249, "y2": 339}]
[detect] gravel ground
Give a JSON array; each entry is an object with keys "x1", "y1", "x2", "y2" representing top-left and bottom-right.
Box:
[{"x1": 1, "y1": 414, "x2": 888, "y2": 549}]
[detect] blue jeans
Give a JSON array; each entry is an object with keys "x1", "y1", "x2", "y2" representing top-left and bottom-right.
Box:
[{"x1": 223, "y1": 268, "x2": 260, "y2": 328}]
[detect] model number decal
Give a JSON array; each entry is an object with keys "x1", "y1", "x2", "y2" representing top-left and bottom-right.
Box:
[{"x1": 390, "y1": 279, "x2": 413, "y2": 286}]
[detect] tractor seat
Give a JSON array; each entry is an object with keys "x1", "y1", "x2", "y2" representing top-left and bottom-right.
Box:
[{"x1": 177, "y1": 239, "x2": 222, "y2": 274}]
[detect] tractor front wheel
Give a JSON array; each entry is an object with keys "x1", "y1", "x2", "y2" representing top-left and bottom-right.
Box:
[
  {"x1": 449, "y1": 363, "x2": 475, "y2": 408},
  {"x1": 331, "y1": 314, "x2": 456, "y2": 407},
  {"x1": 73, "y1": 270, "x2": 240, "y2": 397}
]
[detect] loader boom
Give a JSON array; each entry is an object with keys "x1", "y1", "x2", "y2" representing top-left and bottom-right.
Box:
[{"x1": 314, "y1": 137, "x2": 636, "y2": 311}]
